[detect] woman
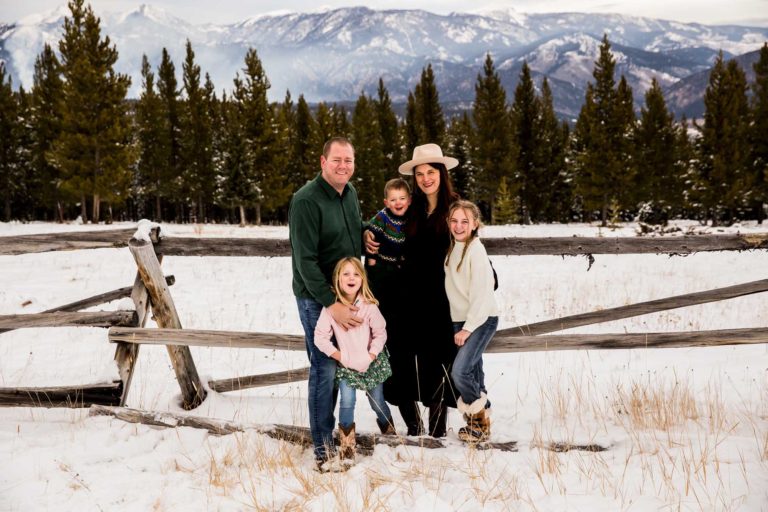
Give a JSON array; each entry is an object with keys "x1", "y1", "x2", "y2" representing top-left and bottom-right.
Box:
[{"x1": 366, "y1": 143, "x2": 460, "y2": 437}]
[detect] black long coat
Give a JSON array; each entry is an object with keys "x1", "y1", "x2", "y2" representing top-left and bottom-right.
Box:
[{"x1": 381, "y1": 210, "x2": 458, "y2": 408}]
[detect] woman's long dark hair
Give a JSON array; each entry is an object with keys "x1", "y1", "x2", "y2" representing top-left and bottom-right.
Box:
[{"x1": 406, "y1": 162, "x2": 459, "y2": 236}]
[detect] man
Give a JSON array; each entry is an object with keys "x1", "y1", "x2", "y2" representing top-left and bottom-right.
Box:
[{"x1": 289, "y1": 137, "x2": 363, "y2": 467}]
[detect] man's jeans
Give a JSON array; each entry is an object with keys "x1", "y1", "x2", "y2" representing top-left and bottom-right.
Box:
[
  {"x1": 296, "y1": 297, "x2": 337, "y2": 461},
  {"x1": 451, "y1": 316, "x2": 498, "y2": 408},
  {"x1": 338, "y1": 379, "x2": 391, "y2": 428}
]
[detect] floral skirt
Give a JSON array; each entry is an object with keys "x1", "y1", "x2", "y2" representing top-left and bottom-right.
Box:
[{"x1": 336, "y1": 349, "x2": 392, "y2": 390}]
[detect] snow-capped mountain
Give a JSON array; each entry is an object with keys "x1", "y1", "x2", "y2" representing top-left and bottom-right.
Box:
[
  {"x1": 665, "y1": 47, "x2": 764, "y2": 118},
  {"x1": 0, "y1": 4, "x2": 766, "y2": 117}
]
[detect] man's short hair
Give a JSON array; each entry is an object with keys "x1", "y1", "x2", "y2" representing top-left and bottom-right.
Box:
[
  {"x1": 384, "y1": 177, "x2": 411, "y2": 197},
  {"x1": 322, "y1": 137, "x2": 354, "y2": 158}
]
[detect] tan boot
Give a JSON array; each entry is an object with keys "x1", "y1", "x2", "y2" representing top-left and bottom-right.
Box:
[
  {"x1": 338, "y1": 423, "x2": 356, "y2": 459},
  {"x1": 458, "y1": 408, "x2": 491, "y2": 443},
  {"x1": 457, "y1": 394, "x2": 490, "y2": 443}
]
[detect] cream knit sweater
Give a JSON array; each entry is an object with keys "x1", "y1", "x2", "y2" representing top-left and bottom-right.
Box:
[{"x1": 444, "y1": 238, "x2": 498, "y2": 333}]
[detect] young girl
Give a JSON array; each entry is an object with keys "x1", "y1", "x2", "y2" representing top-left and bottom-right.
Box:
[
  {"x1": 314, "y1": 257, "x2": 396, "y2": 459},
  {"x1": 444, "y1": 200, "x2": 499, "y2": 443}
]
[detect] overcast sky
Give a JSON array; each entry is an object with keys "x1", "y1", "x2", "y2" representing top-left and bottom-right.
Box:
[{"x1": 3, "y1": 0, "x2": 767, "y2": 26}]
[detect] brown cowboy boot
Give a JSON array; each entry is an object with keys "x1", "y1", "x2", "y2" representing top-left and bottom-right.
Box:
[
  {"x1": 458, "y1": 409, "x2": 491, "y2": 443},
  {"x1": 377, "y1": 417, "x2": 397, "y2": 435},
  {"x1": 338, "y1": 423, "x2": 356, "y2": 459}
]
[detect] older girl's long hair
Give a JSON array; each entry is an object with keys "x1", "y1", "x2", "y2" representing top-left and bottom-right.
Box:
[
  {"x1": 445, "y1": 200, "x2": 483, "y2": 272},
  {"x1": 331, "y1": 257, "x2": 379, "y2": 306},
  {"x1": 406, "y1": 162, "x2": 459, "y2": 237}
]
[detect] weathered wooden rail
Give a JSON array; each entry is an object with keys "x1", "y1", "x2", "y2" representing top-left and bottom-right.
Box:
[
  {"x1": 3, "y1": 229, "x2": 767, "y2": 256},
  {"x1": 2, "y1": 226, "x2": 767, "y2": 417}
]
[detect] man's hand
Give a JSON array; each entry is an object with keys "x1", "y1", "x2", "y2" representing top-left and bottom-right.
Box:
[
  {"x1": 328, "y1": 302, "x2": 362, "y2": 331},
  {"x1": 454, "y1": 329, "x2": 471, "y2": 347},
  {"x1": 364, "y1": 230, "x2": 380, "y2": 255}
]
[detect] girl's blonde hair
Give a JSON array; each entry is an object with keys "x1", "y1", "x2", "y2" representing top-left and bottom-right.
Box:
[
  {"x1": 445, "y1": 200, "x2": 483, "y2": 272},
  {"x1": 332, "y1": 257, "x2": 379, "y2": 306}
]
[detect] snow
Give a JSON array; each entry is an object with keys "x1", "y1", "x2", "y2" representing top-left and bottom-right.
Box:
[
  {"x1": 132, "y1": 219, "x2": 163, "y2": 242},
  {"x1": 445, "y1": 26, "x2": 477, "y2": 44},
  {"x1": 1, "y1": 220, "x2": 767, "y2": 510}
]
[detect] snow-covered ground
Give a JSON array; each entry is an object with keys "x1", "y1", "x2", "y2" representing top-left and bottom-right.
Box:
[{"x1": 1, "y1": 221, "x2": 767, "y2": 511}]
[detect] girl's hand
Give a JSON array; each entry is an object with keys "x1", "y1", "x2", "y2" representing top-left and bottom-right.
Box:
[
  {"x1": 364, "y1": 230, "x2": 380, "y2": 255},
  {"x1": 369, "y1": 352, "x2": 376, "y2": 361},
  {"x1": 454, "y1": 329, "x2": 471, "y2": 347},
  {"x1": 331, "y1": 351, "x2": 342, "y2": 363}
]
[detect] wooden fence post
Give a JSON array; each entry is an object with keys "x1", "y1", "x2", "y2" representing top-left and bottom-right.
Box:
[
  {"x1": 128, "y1": 235, "x2": 206, "y2": 410},
  {"x1": 112, "y1": 253, "x2": 168, "y2": 407}
]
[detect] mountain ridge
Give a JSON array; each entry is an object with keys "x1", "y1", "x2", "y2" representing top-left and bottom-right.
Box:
[{"x1": 1, "y1": 4, "x2": 765, "y2": 118}]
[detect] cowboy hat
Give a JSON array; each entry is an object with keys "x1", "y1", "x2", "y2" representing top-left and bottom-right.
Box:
[{"x1": 398, "y1": 143, "x2": 459, "y2": 175}]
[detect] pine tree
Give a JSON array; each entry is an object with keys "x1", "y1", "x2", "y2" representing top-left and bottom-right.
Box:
[
  {"x1": 233, "y1": 48, "x2": 291, "y2": 224},
  {"x1": 331, "y1": 103, "x2": 351, "y2": 137},
  {"x1": 30, "y1": 43, "x2": 64, "y2": 221},
  {"x1": 403, "y1": 91, "x2": 419, "y2": 157},
  {"x1": 446, "y1": 112, "x2": 476, "y2": 200},
  {"x1": 414, "y1": 64, "x2": 445, "y2": 145},
  {"x1": 14, "y1": 87, "x2": 35, "y2": 219},
  {"x1": 675, "y1": 116, "x2": 695, "y2": 215},
  {"x1": 135, "y1": 54, "x2": 165, "y2": 220},
  {"x1": 537, "y1": 78, "x2": 571, "y2": 222},
  {"x1": 50, "y1": 0, "x2": 133, "y2": 223},
  {"x1": 276, "y1": 91, "x2": 296, "y2": 197},
  {"x1": 634, "y1": 78, "x2": 682, "y2": 223},
  {"x1": 473, "y1": 53, "x2": 513, "y2": 223},
  {"x1": 614, "y1": 75, "x2": 636, "y2": 212},
  {"x1": 156, "y1": 47, "x2": 182, "y2": 220},
  {"x1": 375, "y1": 78, "x2": 401, "y2": 170},
  {"x1": 0, "y1": 65, "x2": 19, "y2": 220},
  {"x1": 14, "y1": 87, "x2": 36, "y2": 219},
  {"x1": 694, "y1": 52, "x2": 750, "y2": 225},
  {"x1": 572, "y1": 35, "x2": 635, "y2": 226},
  {"x1": 749, "y1": 43, "x2": 768, "y2": 223},
  {"x1": 181, "y1": 40, "x2": 215, "y2": 222},
  {"x1": 314, "y1": 102, "x2": 334, "y2": 145},
  {"x1": 510, "y1": 61, "x2": 540, "y2": 223},
  {"x1": 351, "y1": 92, "x2": 386, "y2": 217},
  {"x1": 293, "y1": 94, "x2": 317, "y2": 188},
  {"x1": 217, "y1": 92, "x2": 256, "y2": 226},
  {"x1": 492, "y1": 177, "x2": 517, "y2": 224}
]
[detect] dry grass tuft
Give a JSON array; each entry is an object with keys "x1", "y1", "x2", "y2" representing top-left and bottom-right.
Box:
[{"x1": 613, "y1": 378, "x2": 699, "y2": 430}]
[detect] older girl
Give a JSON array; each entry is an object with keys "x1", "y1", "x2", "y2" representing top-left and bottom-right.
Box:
[{"x1": 444, "y1": 200, "x2": 498, "y2": 442}]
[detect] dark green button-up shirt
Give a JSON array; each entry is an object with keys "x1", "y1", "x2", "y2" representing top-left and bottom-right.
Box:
[{"x1": 289, "y1": 173, "x2": 363, "y2": 307}]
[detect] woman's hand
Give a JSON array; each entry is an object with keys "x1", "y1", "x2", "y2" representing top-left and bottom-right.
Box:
[
  {"x1": 331, "y1": 351, "x2": 342, "y2": 363},
  {"x1": 364, "y1": 230, "x2": 380, "y2": 255},
  {"x1": 454, "y1": 329, "x2": 471, "y2": 347},
  {"x1": 369, "y1": 352, "x2": 376, "y2": 361}
]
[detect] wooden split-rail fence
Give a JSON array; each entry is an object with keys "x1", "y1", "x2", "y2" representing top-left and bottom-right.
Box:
[{"x1": 1, "y1": 227, "x2": 768, "y2": 413}]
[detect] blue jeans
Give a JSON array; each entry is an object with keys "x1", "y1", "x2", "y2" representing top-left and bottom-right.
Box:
[
  {"x1": 338, "y1": 379, "x2": 392, "y2": 428},
  {"x1": 451, "y1": 316, "x2": 498, "y2": 409},
  {"x1": 296, "y1": 297, "x2": 338, "y2": 461}
]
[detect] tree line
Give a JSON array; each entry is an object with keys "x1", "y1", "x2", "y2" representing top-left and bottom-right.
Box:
[{"x1": 1, "y1": 0, "x2": 767, "y2": 226}]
